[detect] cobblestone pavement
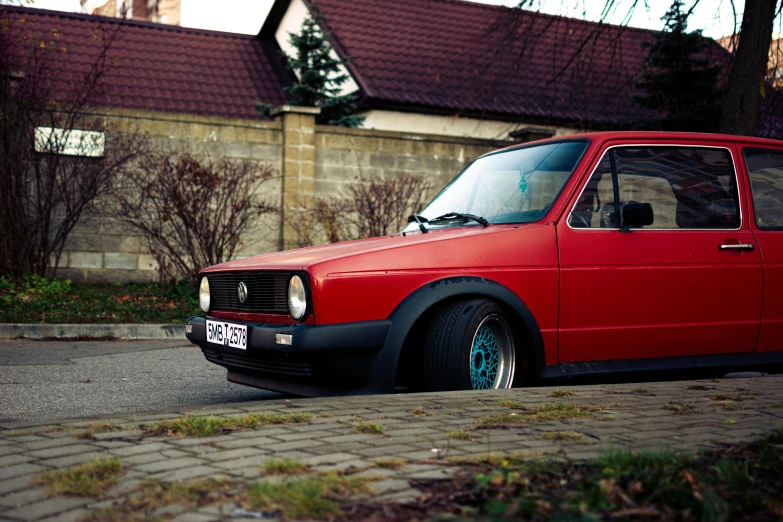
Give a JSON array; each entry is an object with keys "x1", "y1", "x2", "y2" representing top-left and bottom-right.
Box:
[{"x1": 0, "y1": 376, "x2": 782, "y2": 521}]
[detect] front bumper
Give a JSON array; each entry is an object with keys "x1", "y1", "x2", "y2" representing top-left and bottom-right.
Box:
[{"x1": 185, "y1": 316, "x2": 391, "y2": 395}]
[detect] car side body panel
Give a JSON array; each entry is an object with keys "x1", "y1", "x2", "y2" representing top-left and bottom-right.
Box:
[
  {"x1": 736, "y1": 141, "x2": 783, "y2": 353},
  {"x1": 557, "y1": 138, "x2": 764, "y2": 363}
]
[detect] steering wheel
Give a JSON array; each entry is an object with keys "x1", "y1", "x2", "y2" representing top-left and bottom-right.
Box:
[{"x1": 569, "y1": 211, "x2": 591, "y2": 229}]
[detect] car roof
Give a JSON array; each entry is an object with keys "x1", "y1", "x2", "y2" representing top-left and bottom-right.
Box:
[{"x1": 494, "y1": 131, "x2": 783, "y2": 155}]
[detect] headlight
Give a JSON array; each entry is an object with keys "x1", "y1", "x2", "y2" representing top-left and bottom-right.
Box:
[
  {"x1": 288, "y1": 275, "x2": 307, "y2": 320},
  {"x1": 199, "y1": 276, "x2": 210, "y2": 313}
]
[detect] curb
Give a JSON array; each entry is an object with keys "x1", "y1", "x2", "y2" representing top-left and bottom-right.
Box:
[{"x1": 0, "y1": 323, "x2": 185, "y2": 340}]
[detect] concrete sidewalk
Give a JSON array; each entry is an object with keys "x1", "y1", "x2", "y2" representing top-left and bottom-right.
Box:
[{"x1": 1, "y1": 376, "x2": 782, "y2": 521}]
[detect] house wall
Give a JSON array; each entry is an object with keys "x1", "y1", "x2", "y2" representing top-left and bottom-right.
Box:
[
  {"x1": 55, "y1": 107, "x2": 518, "y2": 283},
  {"x1": 359, "y1": 110, "x2": 580, "y2": 141}
]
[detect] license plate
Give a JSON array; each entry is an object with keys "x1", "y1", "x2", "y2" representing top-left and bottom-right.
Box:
[{"x1": 205, "y1": 319, "x2": 247, "y2": 350}]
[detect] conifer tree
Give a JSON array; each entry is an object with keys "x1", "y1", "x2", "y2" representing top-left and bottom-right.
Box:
[
  {"x1": 635, "y1": 0, "x2": 722, "y2": 132},
  {"x1": 271, "y1": 15, "x2": 363, "y2": 128}
]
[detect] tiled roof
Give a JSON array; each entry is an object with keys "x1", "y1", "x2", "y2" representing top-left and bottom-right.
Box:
[
  {"x1": 2, "y1": 6, "x2": 292, "y2": 120},
  {"x1": 281, "y1": 0, "x2": 729, "y2": 129}
]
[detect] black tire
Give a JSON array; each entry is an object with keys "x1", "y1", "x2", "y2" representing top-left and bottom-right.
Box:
[{"x1": 421, "y1": 298, "x2": 517, "y2": 391}]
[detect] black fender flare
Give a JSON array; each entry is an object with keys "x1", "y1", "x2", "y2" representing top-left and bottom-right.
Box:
[{"x1": 369, "y1": 276, "x2": 545, "y2": 391}]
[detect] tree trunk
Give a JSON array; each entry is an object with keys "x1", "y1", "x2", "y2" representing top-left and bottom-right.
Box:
[{"x1": 719, "y1": 0, "x2": 777, "y2": 136}]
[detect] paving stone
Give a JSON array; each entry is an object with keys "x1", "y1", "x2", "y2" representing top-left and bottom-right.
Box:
[
  {"x1": 3, "y1": 497, "x2": 89, "y2": 521},
  {"x1": 200, "y1": 448, "x2": 267, "y2": 462},
  {"x1": 0, "y1": 476, "x2": 34, "y2": 496},
  {"x1": 92, "y1": 441, "x2": 133, "y2": 449},
  {"x1": 92, "y1": 430, "x2": 141, "y2": 440},
  {"x1": 16, "y1": 438, "x2": 81, "y2": 452},
  {"x1": 123, "y1": 452, "x2": 167, "y2": 466},
  {"x1": 38, "y1": 508, "x2": 89, "y2": 522},
  {"x1": 0, "y1": 464, "x2": 47, "y2": 482},
  {"x1": 211, "y1": 456, "x2": 270, "y2": 470},
  {"x1": 0, "y1": 455, "x2": 32, "y2": 469},
  {"x1": 24, "y1": 444, "x2": 96, "y2": 460},
  {"x1": 210, "y1": 437, "x2": 279, "y2": 450},
  {"x1": 301, "y1": 453, "x2": 358, "y2": 466},
  {"x1": 171, "y1": 513, "x2": 219, "y2": 522},
  {"x1": 135, "y1": 457, "x2": 206, "y2": 474},
  {"x1": 0, "y1": 487, "x2": 47, "y2": 508},
  {"x1": 262, "y1": 439, "x2": 326, "y2": 453},
  {"x1": 107, "y1": 442, "x2": 169, "y2": 457},
  {"x1": 38, "y1": 451, "x2": 109, "y2": 469},
  {"x1": 160, "y1": 449, "x2": 193, "y2": 459},
  {"x1": 150, "y1": 465, "x2": 223, "y2": 482}
]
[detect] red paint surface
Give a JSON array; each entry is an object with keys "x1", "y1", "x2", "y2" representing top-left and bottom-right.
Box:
[
  {"x1": 737, "y1": 143, "x2": 783, "y2": 353},
  {"x1": 203, "y1": 132, "x2": 783, "y2": 365}
]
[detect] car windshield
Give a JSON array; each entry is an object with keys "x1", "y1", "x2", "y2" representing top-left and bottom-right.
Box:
[{"x1": 404, "y1": 140, "x2": 588, "y2": 231}]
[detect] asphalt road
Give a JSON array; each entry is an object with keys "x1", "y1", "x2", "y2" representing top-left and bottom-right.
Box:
[{"x1": 0, "y1": 339, "x2": 279, "y2": 424}]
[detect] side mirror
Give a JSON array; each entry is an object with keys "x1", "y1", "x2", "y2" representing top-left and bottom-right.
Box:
[{"x1": 622, "y1": 202, "x2": 654, "y2": 228}]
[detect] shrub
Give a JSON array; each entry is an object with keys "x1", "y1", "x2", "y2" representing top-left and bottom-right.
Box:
[{"x1": 110, "y1": 152, "x2": 277, "y2": 284}]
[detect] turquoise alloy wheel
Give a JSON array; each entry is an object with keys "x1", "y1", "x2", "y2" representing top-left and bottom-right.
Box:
[{"x1": 469, "y1": 314, "x2": 515, "y2": 389}]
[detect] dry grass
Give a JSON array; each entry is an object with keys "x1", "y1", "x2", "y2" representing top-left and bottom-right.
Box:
[
  {"x1": 411, "y1": 405, "x2": 435, "y2": 417},
  {"x1": 374, "y1": 458, "x2": 407, "y2": 470},
  {"x1": 34, "y1": 457, "x2": 123, "y2": 497},
  {"x1": 547, "y1": 389, "x2": 575, "y2": 398}
]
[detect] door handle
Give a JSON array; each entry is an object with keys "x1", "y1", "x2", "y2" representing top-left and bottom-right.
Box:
[{"x1": 719, "y1": 243, "x2": 754, "y2": 251}]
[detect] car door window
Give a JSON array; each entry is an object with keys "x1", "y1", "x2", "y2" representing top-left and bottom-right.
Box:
[
  {"x1": 570, "y1": 146, "x2": 740, "y2": 229},
  {"x1": 743, "y1": 148, "x2": 783, "y2": 229},
  {"x1": 569, "y1": 155, "x2": 616, "y2": 228}
]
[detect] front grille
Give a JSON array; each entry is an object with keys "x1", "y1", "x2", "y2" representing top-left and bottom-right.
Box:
[{"x1": 207, "y1": 272, "x2": 290, "y2": 313}]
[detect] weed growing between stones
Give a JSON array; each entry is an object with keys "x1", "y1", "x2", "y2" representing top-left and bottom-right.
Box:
[
  {"x1": 411, "y1": 405, "x2": 434, "y2": 417},
  {"x1": 83, "y1": 478, "x2": 237, "y2": 521},
  {"x1": 344, "y1": 428, "x2": 783, "y2": 522},
  {"x1": 447, "y1": 429, "x2": 475, "y2": 441},
  {"x1": 661, "y1": 400, "x2": 698, "y2": 415},
  {"x1": 247, "y1": 473, "x2": 371, "y2": 519},
  {"x1": 143, "y1": 412, "x2": 312, "y2": 437},
  {"x1": 493, "y1": 400, "x2": 525, "y2": 409},
  {"x1": 35, "y1": 457, "x2": 123, "y2": 497},
  {"x1": 264, "y1": 458, "x2": 310, "y2": 475},
  {"x1": 478, "y1": 402, "x2": 592, "y2": 425},
  {"x1": 547, "y1": 389, "x2": 575, "y2": 398},
  {"x1": 353, "y1": 421, "x2": 385, "y2": 435}
]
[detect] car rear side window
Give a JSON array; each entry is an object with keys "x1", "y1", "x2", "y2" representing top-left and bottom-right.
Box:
[
  {"x1": 743, "y1": 148, "x2": 783, "y2": 229},
  {"x1": 571, "y1": 146, "x2": 740, "y2": 229}
]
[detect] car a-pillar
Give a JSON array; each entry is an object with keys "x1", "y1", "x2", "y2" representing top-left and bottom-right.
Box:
[{"x1": 374, "y1": 276, "x2": 543, "y2": 392}]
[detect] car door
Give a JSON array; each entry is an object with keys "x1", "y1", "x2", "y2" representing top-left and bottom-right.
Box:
[
  {"x1": 557, "y1": 140, "x2": 763, "y2": 363},
  {"x1": 740, "y1": 145, "x2": 783, "y2": 353}
]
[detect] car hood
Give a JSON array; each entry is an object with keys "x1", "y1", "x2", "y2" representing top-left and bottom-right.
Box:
[{"x1": 201, "y1": 223, "x2": 552, "y2": 276}]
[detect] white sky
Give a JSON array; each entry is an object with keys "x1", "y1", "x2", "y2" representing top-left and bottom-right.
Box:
[{"x1": 15, "y1": 0, "x2": 749, "y2": 39}]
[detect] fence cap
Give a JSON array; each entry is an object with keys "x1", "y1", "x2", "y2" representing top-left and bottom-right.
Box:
[{"x1": 270, "y1": 105, "x2": 322, "y2": 117}]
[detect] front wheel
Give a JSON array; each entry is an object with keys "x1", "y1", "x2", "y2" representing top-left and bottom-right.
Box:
[{"x1": 421, "y1": 299, "x2": 517, "y2": 391}]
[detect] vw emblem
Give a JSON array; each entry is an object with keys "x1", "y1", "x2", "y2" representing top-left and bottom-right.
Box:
[{"x1": 237, "y1": 282, "x2": 248, "y2": 303}]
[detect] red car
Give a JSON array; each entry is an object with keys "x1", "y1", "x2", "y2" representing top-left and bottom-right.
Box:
[{"x1": 186, "y1": 131, "x2": 783, "y2": 395}]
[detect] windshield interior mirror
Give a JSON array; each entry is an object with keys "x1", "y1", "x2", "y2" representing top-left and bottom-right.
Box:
[{"x1": 622, "y1": 202, "x2": 654, "y2": 229}]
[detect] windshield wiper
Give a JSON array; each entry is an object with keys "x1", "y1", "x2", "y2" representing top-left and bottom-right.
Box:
[
  {"x1": 407, "y1": 214, "x2": 429, "y2": 233},
  {"x1": 429, "y1": 212, "x2": 489, "y2": 227}
]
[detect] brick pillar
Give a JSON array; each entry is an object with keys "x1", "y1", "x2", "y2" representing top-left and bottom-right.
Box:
[{"x1": 272, "y1": 105, "x2": 321, "y2": 251}]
